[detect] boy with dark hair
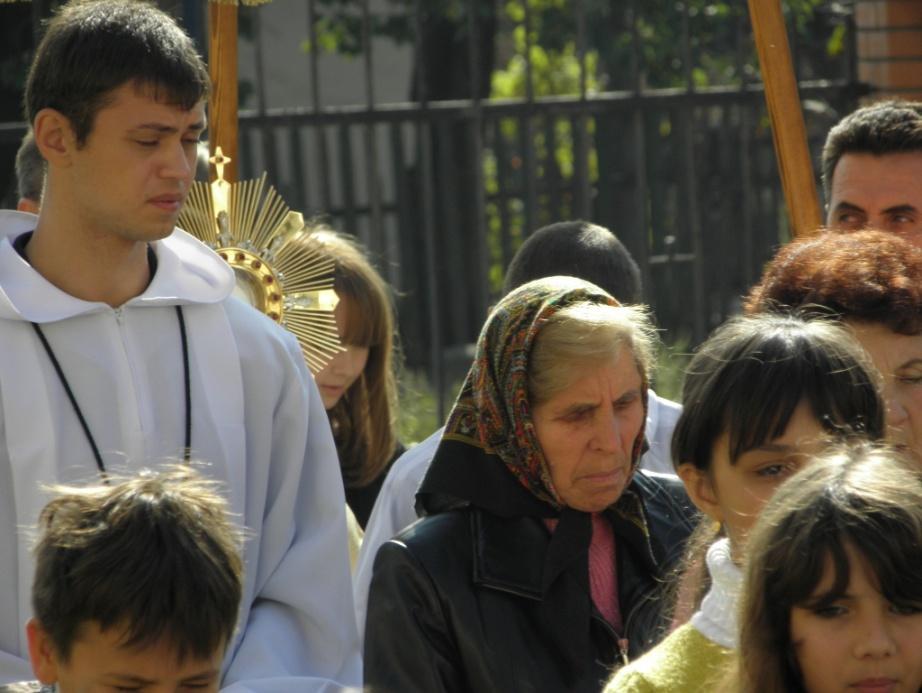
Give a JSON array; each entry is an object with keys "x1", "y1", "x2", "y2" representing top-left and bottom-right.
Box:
[
  {"x1": 5, "y1": 467, "x2": 244, "y2": 693},
  {"x1": 0, "y1": 0, "x2": 360, "y2": 687},
  {"x1": 822, "y1": 100, "x2": 922, "y2": 244}
]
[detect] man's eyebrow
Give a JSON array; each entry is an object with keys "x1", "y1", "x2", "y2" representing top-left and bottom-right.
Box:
[
  {"x1": 131, "y1": 121, "x2": 206, "y2": 133},
  {"x1": 831, "y1": 201, "x2": 866, "y2": 214},
  {"x1": 883, "y1": 204, "x2": 918, "y2": 216}
]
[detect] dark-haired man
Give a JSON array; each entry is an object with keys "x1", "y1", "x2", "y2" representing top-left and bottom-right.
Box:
[
  {"x1": 352, "y1": 220, "x2": 684, "y2": 638},
  {"x1": 0, "y1": 0, "x2": 359, "y2": 687},
  {"x1": 822, "y1": 100, "x2": 922, "y2": 245}
]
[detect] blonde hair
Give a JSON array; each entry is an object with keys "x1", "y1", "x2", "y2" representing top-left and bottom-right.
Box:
[
  {"x1": 300, "y1": 227, "x2": 399, "y2": 487},
  {"x1": 528, "y1": 302, "x2": 657, "y2": 405},
  {"x1": 734, "y1": 442, "x2": 922, "y2": 692}
]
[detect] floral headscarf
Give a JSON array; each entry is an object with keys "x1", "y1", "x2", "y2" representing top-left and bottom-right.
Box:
[{"x1": 422, "y1": 275, "x2": 648, "y2": 515}]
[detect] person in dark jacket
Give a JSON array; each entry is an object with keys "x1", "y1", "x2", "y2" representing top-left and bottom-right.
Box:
[{"x1": 364, "y1": 276, "x2": 698, "y2": 693}]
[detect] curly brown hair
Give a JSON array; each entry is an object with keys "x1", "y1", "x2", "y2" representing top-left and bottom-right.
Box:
[{"x1": 744, "y1": 229, "x2": 922, "y2": 335}]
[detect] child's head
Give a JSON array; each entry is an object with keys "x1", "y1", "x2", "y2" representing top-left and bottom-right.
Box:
[
  {"x1": 737, "y1": 442, "x2": 922, "y2": 693},
  {"x1": 673, "y1": 313, "x2": 885, "y2": 553},
  {"x1": 27, "y1": 466, "x2": 243, "y2": 692},
  {"x1": 301, "y1": 227, "x2": 398, "y2": 486}
]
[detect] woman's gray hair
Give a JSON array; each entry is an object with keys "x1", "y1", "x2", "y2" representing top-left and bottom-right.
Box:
[{"x1": 528, "y1": 301, "x2": 657, "y2": 405}]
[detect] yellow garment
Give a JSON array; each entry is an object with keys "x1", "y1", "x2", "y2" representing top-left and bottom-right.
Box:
[{"x1": 604, "y1": 623, "x2": 731, "y2": 692}]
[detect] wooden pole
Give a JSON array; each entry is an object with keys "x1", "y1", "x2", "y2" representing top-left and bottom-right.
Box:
[
  {"x1": 208, "y1": 2, "x2": 239, "y2": 183},
  {"x1": 747, "y1": 0, "x2": 822, "y2": 238}
]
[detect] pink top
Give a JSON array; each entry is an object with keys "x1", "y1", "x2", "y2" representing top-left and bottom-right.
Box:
[{"x1": 545, "y1": 513, "x2": 622, "y2": 631}]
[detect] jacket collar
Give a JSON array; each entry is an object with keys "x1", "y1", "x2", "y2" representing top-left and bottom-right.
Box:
[
  {"x1": 470, "y1": 477, "x2": 661, "y2": 599},
  {"x1": 0, "y1": 210, "x2": 233, "y2": 323}
]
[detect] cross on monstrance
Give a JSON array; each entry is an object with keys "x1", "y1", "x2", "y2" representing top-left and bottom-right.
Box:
[{"x1": 210, "y1": 147, "x2": 232, "y2": 226}]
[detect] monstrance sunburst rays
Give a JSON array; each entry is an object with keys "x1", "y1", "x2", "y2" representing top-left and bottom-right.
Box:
[{"x1": 178, "y1": 147, "x2": 344, "y2": 373}]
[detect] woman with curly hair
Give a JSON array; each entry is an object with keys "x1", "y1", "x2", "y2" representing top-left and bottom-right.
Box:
[
  {"x1": 745, "y1": 229, "x2": 922, "y2": 461},
  {"x1": 301, "y1": 228, "x2": 402, "y2": 528}
]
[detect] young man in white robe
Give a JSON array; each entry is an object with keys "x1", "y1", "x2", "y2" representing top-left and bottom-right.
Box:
[{"x1": 0, "y1": 1, "x2": 361, "y2": 688}]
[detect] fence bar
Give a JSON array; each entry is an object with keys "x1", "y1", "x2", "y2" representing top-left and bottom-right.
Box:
[
  {"x1": 361, "y1": 0, "x2": 384, "y2": 252},
  {"x1": 494, "y1": 119, "x2": 514, "y2": 269},
  {"x1": 237, "y1": 79, "x2": 865, "y2": 127},
  {"x1": 629, "y1": 0, "x2": 650, "y2": 289},
  {"x1": 573, "y1": 0, "x2": 591, "y2": 218},
  {"x1": 737, "y1": 12, "x2": 757, "y2": 284},
  {"x1": 289, "y1": 125, "x2": 307, "y2": 211},
  {"x1": 521, "y1": 0, "x2": 538, "y2": 236},
  {"x1": 338, "y1": 123, "x2": 358, "y2": 234},
  {"x1": 308, "y1": 0, "x2": 333, "y2": 211},
  {"x1": 251, "y1": 9, "x2": 279, "y2": 189},
  {"x1": 414, "y1": 0, "x2": 444, "y2": 421},
  {"x1": 679, "y1": 1, "x2": 706, "y2": 340},
  {"x1": 466, "y1": 0, "x2": 490, "y2": 312},
  {"x1": 543, "y1": 116, "x2": 563, "y2": 219}
]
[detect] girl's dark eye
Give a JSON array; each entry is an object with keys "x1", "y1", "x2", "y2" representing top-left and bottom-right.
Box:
[
  {"x1": 891, "y1": 603, "x2": 922, "y2": 616},
  {"x1": 812, "y1": 604, "x2": 847, "y2": 618}
]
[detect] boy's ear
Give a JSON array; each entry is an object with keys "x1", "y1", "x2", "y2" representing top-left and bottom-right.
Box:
[
  {"x1": 33, "y1": 108, "x2": 77, "y2": 168},
  {"x1": 677, "y1": 462, "x2": 723, "y2": 524},
  {"x1": 26, "y1": 618, "x2": 60, "y2": 684}
]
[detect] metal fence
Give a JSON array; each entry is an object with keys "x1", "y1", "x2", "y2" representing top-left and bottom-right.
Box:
[
  {"x1": 234, "y1": 1, "x2": 868, "y2": 414},
  {"x1": 0, "y1": 0, "x2": 869, "y2": 415}
]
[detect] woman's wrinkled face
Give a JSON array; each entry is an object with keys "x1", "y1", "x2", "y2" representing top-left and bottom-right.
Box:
[
  {"x1": 314, "y1": 299, "x2": 369, "y2": 410},
  {"x1": 848, "y1": 322, "x2": 922, "y2": 463},
  {"x1": 531, "y1": 347, "x2": 644, "y2": 512},
  {"x1": 790, "y1": 543, "x2": 922, "y2": 693}
]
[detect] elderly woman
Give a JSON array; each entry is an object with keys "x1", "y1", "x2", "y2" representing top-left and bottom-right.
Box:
[
  {"x1": 364, "y1": 277, "x2": 697, "y2": 692},
  {"x1": 745, "y1": 229, "x2": 922, "y2": 461}
]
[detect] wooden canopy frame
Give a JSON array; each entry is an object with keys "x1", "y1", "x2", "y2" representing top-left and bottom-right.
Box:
[{"x1": 747, "y1": 0, "x2": 823, "y2": 238}]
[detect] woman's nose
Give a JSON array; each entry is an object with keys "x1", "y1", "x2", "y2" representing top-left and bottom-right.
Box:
[{"x1": 593, "y1": 407, "x2": 621, "y2": 453}]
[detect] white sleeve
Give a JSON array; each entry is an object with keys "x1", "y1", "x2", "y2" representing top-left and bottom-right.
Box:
[
  {"x1": 221, "y1": 337, "x2": 362, "y2": 691},
  {"x1": 352, "y1": 428, "x2": 442, "y2": 642}
]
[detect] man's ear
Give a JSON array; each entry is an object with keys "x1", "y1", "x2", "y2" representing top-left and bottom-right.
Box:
[
  {"x1": 33, "y1": 108, "x2": 77, "y2": 168},
  {"x1": 677, "y1": 462, "x2": 723, "y2": 524},
  {"x1": 26, "y1": 618, "x2": 60, "y2": 684}
]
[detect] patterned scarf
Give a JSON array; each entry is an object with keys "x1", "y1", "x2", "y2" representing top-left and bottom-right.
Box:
[{"x1": 426, "y1": 275, "x2": 648, "y2": 513}]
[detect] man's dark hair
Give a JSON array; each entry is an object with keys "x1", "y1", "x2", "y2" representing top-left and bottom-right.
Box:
[
  {"x1": 15, "y1": 130, "x2": 44, "y2": 204},
  {"x1": 821, "y1": 100, "x2": 922, "y2": 201},
  {"x1": 24, "y1": 0, "x2": 209, "y2": 145},
  {"x1": 502, "y1": 220, "x2": 643, "y2": 303},
  {"x1": 31, "y1": 466, "x2": 243, "y2": 663}
]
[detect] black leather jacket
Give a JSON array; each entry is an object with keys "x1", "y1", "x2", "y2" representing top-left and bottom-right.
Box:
[{"x1": 364, "y1": 471, "x2": 697, "y2": 693}]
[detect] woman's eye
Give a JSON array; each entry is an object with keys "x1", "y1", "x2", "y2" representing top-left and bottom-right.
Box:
[
  {"x1": 136, "y1": 140, "x2": 158, "y2": 147},
  {"x1": 564, "y1": 410, "x2": 591, "y2": 423},
  {"x1": 898, "y1": 374, "x2": 922, "y2": 385}
]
